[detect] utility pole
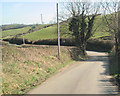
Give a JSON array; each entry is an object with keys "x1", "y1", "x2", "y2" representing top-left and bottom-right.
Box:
[
  {"x1": 57, "y1": 3, "x2": 60, "y2": 59},
  {"x1": 118, "y1": 1, "x2": 120, "y2": 74},
  {"x1": 22, "y1": 33, "x2": 25, "y2": 44},
  {"x1": 41, "y1": 14, "x2": 43, "y2": 24}
]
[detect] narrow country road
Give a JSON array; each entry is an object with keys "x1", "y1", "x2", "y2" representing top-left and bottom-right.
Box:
[{"x1": 27, "y1": 51, "x2": 118, "y2": 94}]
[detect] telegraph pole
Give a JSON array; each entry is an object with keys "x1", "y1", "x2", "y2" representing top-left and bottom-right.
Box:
[
  {"x1": 118, "y1": 1, "x2": 120, "y2": 74},
  {"x1": 57, "y1": 3, "x2": 60, "y2": 59},
  {"x1": 22, "y1": 33, "x2": 25, "y2": 44}
]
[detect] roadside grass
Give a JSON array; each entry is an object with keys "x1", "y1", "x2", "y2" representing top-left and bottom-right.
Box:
[
  {"x1": 109, "y1": 46, "x2": 120, "y2": 76},
  {"x1": 1, "y1": 14, "x2": 115, "y2": 94},
  {"x1": 108, "y1": 49, "x2": 120, "y2": 89},
  {"x1": 18, "y1": 25, "x2": 57, "y2": 41},
  {"x1": 109, "y1": 50, "x2": 118, "y2": 75},
  {"x1": 2, "y1": 44, "x2": 74, "y2": 94}
]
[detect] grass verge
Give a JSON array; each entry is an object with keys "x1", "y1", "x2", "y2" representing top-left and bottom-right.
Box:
[
  {"x1": 2, "y1": 43, "x2": 76, "y2": 94},
  {"x1": 108, "y1": 47, "x2": 120, "y2": 89},
  {"x1": 109, "y1": 49, "x2": 118, "y2": 75}
]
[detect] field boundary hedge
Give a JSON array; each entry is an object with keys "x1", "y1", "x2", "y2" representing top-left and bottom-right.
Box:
[{"x1": 3, "y1": 38, "x2": 114, "y2": 52}]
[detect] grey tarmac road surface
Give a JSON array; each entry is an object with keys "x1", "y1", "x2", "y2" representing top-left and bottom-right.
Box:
[{"x1": 27, "y1": 51, "x2": 118, "y2": 94}]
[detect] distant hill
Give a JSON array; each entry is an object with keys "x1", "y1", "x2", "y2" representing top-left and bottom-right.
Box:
[
  {"x1": 1, "y1": 24, "x2": 30, "y2": 31},
  {"x1": 2, "y1": 13, "x2": 115, "y2": 41}
]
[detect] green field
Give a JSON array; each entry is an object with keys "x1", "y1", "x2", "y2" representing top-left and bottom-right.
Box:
[
  {"x1": 18, "y1": 25, "x2": 57, "y2": 40},
  {"x1": 92, "y1": 15, "x2": 111, "y2": 38},
  {"x1": 60, "y1": 15, "x2": 111, "y2": 39},
  {"x1": 2, "y1": 14, "x2": 112, "y2": 41},
  {"x1": 1, "y1": 13, "x2": 116, "y2": 94},
  {"x1": 2, "y1": 24, "x2": 52, "y2": 39},
  {"x1": 2, "y1": 27, "x2": 31, "y2": 38},
  {"x1": 1, "y1": 24, "x2": 28, "y2": 31},
  {"x1": 34, "y1": 24, "x2": 50, "y2": 29}
]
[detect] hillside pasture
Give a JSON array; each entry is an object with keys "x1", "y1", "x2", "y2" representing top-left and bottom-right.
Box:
[
  {"x1": 2, "y1": 27, "x2": 31, "y2": 38},
  {"x1": 18, "y1": 25, "x2": 57, "y2": 41}
]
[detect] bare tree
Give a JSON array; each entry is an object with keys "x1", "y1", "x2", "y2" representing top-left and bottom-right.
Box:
[
  {"x1": 118, "y1": 2, "x2": 120, "y2": 75},
  {"x1": 60, "y1": 2, "x2": 101, "y2": 56},
  {"x1": 101, "y1": 2, "x2": 119, "y2": 52},
  {"x1": 101, "y1": 1, "x2": 120, "y2": 74}
]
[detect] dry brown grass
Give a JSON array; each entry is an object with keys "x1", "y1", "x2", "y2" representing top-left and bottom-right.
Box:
[{"x1": 2, "y1": 43, "x2": 75, "y2": 94}]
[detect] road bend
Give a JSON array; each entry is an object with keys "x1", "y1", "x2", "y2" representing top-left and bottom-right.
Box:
[{"x1": 27, "y1": 51, "x2": 118, "y2": 94}]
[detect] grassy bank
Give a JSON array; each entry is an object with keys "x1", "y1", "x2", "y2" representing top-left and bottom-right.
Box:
[
  {"x1": 2, "y1": 43, "x2": 82, "y2": 94},
  {"x1": 109, "y1": 47, "x2": 120, "y2": 89},
  {"x1": 109, "y1": 46, "x2": 120, "y2": 74},
  {"x1": 109, "y1": 48, "x2": 118, "y2": 75}
]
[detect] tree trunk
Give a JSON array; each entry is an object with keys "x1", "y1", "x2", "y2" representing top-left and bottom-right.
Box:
[
  {"x1": 118, "y1": 37, "x2": 120, "y2": 74},
  {"x1": 74, "y1": 37, "x2": 87, "y2": 56},
  {"x1": 118, "y1": 9, "x2": 120, "y2": 74},
  {"x1": 81, "y1": 44, "x2": 87, "y2": 56},
  {"x1": 79, "y1": 41, "x2": 87, "y2": 56},
  {"x1": 115, "y1": 35, "x2": 119, "y2": 57}
]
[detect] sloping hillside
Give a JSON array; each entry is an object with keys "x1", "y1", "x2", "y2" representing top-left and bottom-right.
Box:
[
  {"x1": 2, "y1": 27, "x2": 31, "y2": 38},
  {"x1": 18, "y1": 25, "x2": 57, "y2": 40},
  {"x1": 1, "y1": 24, "x2": 29, "y2": 31},
  {"x1": 2, "y1": 13, "x2": 113, "y2": 42},
  {"x1": 1, "y1": 24, "x2": 52, "y2": 39}
]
